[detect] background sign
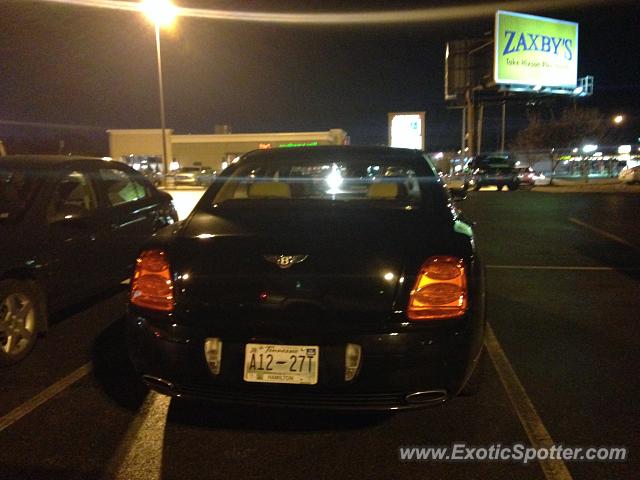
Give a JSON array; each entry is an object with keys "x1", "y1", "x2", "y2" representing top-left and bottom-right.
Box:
[
  {"x1": 388, "y1": 112, "x2": 425, "y2": 150},
  {"x1": 494, "y1": 10, "x2": 578, "y2": 87}
]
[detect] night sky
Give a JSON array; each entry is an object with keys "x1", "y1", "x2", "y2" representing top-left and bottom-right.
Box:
[{"x1": 0, "y1": 0, "x2": 638, "y2": 155}]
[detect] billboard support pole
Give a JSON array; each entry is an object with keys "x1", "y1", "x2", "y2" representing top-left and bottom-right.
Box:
[
  {"x1": 476, "y1": 103, "x2": 484, "y2": 155},
  {"x1": 465, "y1": 89, "x2": 475, "y2": 156},
  {"x1": 500, "y1": 100, "x2": 506, "y2": 153},
  {"x1": 461, "y1": 107, "x2": 466, "y2": 157}
]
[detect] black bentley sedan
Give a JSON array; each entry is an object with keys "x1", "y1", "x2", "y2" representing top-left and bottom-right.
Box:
[
  {"x1": 0, "y1": 155, "x2": 178, "y2": 365},
  {"x1": 127, "y1": 146, "x2": 485, "y2": 410}
]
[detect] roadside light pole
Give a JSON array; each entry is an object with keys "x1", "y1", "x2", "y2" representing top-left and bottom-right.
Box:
[
  {"x1": 154, "y1": 21, "x2": 169, "y2": 183},
  {"x1": 140, "y1": 0, "x2": 177, "y2": 186}
]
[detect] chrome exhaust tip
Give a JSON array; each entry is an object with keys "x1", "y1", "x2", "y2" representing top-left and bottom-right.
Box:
[
  {"x1": 142, "y1": 374, "x2": 175, "y2": 391},
  {"x1": 405, "y1": 390, "x2": 448, "y2": 404}
]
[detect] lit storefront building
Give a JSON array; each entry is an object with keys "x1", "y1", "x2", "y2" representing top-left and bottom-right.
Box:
[{"x1": 108, "y1": 128, "x2": 349, "y2": 173}]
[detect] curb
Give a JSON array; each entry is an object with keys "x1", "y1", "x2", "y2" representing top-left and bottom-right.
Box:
[{"x1": 531, "y1": 184, "x2": 640, "y2": 193}]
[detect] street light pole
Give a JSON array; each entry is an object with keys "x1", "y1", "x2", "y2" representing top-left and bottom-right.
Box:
[
  {"x1": 154, "y1": 21, "x2": 169, "y2": 183},
  {"x1": 141, "y1": 0, "x2": 177, "y2": 186}
]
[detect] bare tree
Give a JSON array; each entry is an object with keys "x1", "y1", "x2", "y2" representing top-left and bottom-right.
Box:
[{"x1": 511, "y1": 107, "x2": 610, "y2": 182}]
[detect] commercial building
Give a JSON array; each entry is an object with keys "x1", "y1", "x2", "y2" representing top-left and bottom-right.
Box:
[{"x1": 107, "y1": 128, "x2": 349, "y2": 172}]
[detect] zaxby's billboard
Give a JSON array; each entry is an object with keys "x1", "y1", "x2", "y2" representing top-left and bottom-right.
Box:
[{"x1": 494, "y1": 10, "x2": 578, "y2": 87}]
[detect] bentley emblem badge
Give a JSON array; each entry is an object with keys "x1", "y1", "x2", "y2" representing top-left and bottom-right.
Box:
[{"x1": 263, "y1": 254, "x2": 309, "y2": 269}]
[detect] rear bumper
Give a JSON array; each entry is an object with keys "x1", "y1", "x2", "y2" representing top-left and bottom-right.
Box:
[
  {"x1": 475, "y1": 176, "x2": 518, "y2": 186},
  {"x1": 127, "y1": 313, "x2": 483, "y2": 411},
  {"x1": 141, "y1": 375, "x2": 448, "y2": 410}
]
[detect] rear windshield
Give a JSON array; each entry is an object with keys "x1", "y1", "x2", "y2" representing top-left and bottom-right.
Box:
[
  {"x1": 210, "y1": 157, "x2": 432, "y2": 206},
  {"x1": 484, "y1": 164, "x2": 514, "y2": 171},
  {"x1": 0, "y1": 167, "x2": 43, "y2": 221}
]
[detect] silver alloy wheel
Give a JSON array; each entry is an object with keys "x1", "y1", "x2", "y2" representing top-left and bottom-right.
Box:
[{"x1": 0, "y1": 293, "x2": 36, "y2": 357}]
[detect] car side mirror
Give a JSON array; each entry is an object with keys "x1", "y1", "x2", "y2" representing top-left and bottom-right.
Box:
[{"x1": 49, "y1": 204, "x2": 89, "y2": 227}]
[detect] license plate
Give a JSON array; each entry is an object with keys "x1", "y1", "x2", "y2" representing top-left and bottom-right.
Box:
[{"x1": 243, "y1": 343, "x2": 319, "y2": 385}]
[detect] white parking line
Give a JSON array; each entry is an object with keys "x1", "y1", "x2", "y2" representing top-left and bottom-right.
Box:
[
  {"x1": 0, "y1": 362, "x2": 92, "y2": 433},
  {"x1": 104, "y1": 391, "x2": 171, "y2": 480},
  {"x1": 569, "y1": 217, "x2": 639, "y2": 251},
  {"x1": 485, "y1": 324, "x2": 573, "y2": 480},
  {"x1": 487, "y1": 265, "x2": 640, "y2": 271}
]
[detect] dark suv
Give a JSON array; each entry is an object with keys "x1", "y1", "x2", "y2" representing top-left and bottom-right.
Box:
[{"x1": 470, "y1": 157, "x2": 520, "y2": 191}]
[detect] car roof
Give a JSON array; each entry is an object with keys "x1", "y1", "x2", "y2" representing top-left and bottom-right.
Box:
[
  {"x1": 0, "y1": 155, "x2": 122, "y2": 170},
  {"x1": 242, "y1": 145, "x2": 424, "y2": 163}
]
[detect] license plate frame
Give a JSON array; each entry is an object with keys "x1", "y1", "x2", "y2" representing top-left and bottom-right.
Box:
[{"x1": 243, "y1": 343, "x2": 319, "y2": 385}]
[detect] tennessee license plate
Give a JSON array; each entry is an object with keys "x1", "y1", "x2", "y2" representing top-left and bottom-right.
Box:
[{"x1": 243, "y1": 343, "x2": 319, "y2": 385}]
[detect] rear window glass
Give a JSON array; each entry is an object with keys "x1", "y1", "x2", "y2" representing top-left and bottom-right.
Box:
[
  {"x1": 484, "y1": 164, "x2": 514, "y2": 171},
  {"x1": 0, "y1": 168, "x2": 43, "y2": 221},
  {"x1": 211, "y1": 158, "x2": 429, "y2": 206}
]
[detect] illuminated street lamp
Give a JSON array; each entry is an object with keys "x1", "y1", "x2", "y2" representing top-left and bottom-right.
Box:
[
  {"x1": 141, "y1": 0, "x2": 177, "y2": 27},
  {"x1": 612, "y1": 114, "x2": 625, "y2": 125},
  {"x1": 140, "y1": 0, "x2": 178, "y2": 185}
]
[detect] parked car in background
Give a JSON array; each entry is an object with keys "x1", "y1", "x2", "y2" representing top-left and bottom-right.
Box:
[
  {"x1": 515, "y1": 166, "x2": 549, "y2": 187},
  {"x1": 196, "y1": 167, "x2": 217, "y2": 187},
  {"x1": 165, "y1": 167, "x2": 202, "y2": 187},
  {"x1": 443, "y1": 171, "x2": 469, "y2": 191},
  {"x1": 139, "y1": 166, "x2": 164, "y2": 187},
  {"x1": 618, "y1": 165, "x2": 640, "y2": 184},
  {"x1": 515, "y1": 166, "x2": 536, "y2": 186},
  {"x1": 471, "y1": 163, "x2": 520, "y2": 191},
  {"x1": 0, "y1": 156, "x2": 178, "y2": 365},
  {"x1": 127, "y1": 146, "x2": 486, "y2": 411}
]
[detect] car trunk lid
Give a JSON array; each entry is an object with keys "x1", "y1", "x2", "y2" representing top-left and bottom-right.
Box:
[{"x1": 168, "y1": 203, "x2": 433, "y2": 335}]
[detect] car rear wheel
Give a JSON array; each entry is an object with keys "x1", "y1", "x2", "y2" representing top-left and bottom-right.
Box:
[{"x1": 0, "y1": 280, "x2": 45, "y2": 366}]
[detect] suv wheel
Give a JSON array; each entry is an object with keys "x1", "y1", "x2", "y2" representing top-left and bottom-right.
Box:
[{"x1": 0, "y1": 280, "x2": 45, "y2": 366}]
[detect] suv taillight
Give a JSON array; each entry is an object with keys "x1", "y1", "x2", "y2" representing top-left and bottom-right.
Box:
[
  {"x1": 130, "y1": 249, "x2": 175, "y2": 312},
  {"x1": 407, "y1": 256, "x2": 467, "y2": 320}
]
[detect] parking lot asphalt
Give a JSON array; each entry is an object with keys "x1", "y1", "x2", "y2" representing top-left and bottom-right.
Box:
[
  {"x1": 461, "y1": 190, "x2": 640, "y2": 479},
  {"x1": 162, "y1": 188, "x2": 206, "y2": 220},
  {"x1": 0, "y1": 190, "x2": 637, "y2": 479}
]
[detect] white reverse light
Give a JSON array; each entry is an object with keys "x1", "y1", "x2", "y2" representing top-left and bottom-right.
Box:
[
  {"x1": 204, "y1": 338, "x2": 223, "y2": 375},
  {"x1": 345, "y1": 343, "x2": 361, "y2": 381}
]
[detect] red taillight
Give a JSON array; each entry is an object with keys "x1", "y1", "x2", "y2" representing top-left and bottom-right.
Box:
[
  {"x1": 407, "y1": 256, "x2": 467, "y2": 320},
  {"x1": 130, "y1": 249, "x2": 174, "y2": 312}
]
